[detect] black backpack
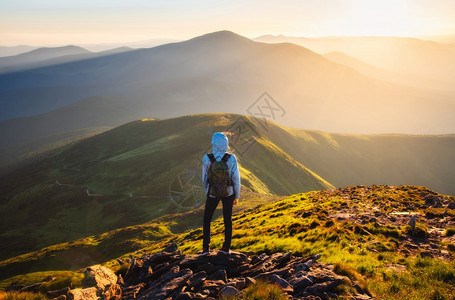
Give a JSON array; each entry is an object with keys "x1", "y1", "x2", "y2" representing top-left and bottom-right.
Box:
[{"x1": 207, "y1": 153, "x2": 232, "y2": 198}]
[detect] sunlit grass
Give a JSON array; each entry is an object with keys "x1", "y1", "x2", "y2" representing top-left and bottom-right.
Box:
[
  {"x1": 131, "y1": 185, "x2": 455, "y2": 300},
  {"x1": 0, "y1": 291, "x2": 48, "y2": 300},
  {"x1": 0, "y1": 271, "x2": 83, "y2": 293},
  {"x1": 238, "y1": 280, "x2": 288, "y2": 300},
  {"x1": 370, "y1": 256, "x2": 455, "y2": 300}
]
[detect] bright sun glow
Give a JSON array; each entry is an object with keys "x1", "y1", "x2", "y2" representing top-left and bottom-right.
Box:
[
  {"x1": 0, "y1": 0, "x2": 453, "y2": 45},
  {"x1": 343, "y1": 0, "x2": 416, "y2": 36}
]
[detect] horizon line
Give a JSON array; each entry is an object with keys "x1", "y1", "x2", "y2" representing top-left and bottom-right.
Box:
[{"x1": 2, "y1": 30, "x2": 455, "y2": 48}]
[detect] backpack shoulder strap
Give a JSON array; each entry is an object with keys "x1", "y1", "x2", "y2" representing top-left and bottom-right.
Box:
[
  {"x1": 207, "y1": 153, "x2": 216, "y2": 163},
  {"x1": 221, "y1": 153, "x2": 231, "y2": 163}
]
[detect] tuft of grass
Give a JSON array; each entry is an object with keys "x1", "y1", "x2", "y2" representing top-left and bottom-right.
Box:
[
  {"x1": 430, "y1": 289, "x2": 447, "y2": 300},
  {"x1": 403, "y1": 223, "x2": 428, "y2": 238},
  {"x1": 0, "y1": 291, "x2": 47, "y2": 300},
  {"x1": 0, "y1": 271, "x2": 83, "y2": 294},
  {"x1": 372, "y1": 256, "x2": 455, "y2": 299},
  {"x1": 366, "y1": 223, "x2": 401, "y2": 238},
  {"x1": 114, "y1": 262, "x2": 131, "y2": 277},
  {"x1": 333, "y1": 263, "x2": 371, "y2": 295},
  {"x1": 334, "y1": 262, "x2": 360, "y2": 281},
  {"x1": 444, "y1": 227, "x2": 455, "y2": 237},
  {"x1": 389, "y1": 281, "x2": 401, "y2": 293},
  {"x1": 235, "y1": 280, "x2": 289, "y2": 300}
]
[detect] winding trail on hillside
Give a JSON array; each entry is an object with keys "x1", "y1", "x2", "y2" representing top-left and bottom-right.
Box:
[
  {"x1": 54, "y1": 161, "x2": 204, "y2": 209},
  {"x1": 55, "y1": 180, "x2": 78, "y2": 187},
  {"x1": 85, "y1": 189, "x2": 103, "y2": 197},
  {"x1": 55, "y1": 179, "x2": 170, "y2": 200}
]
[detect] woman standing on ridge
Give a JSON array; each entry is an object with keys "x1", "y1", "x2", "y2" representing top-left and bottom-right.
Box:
[{"x1": 201, "y1": 132, "x2": 240, "y2": 255}]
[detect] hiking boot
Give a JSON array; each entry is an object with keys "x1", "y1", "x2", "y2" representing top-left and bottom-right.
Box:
[
  {"x1": 199, "y1": 249, "x2": 210, "y2": 256},
  {"x1": 218, "y1": 247, "x2": 230, "y2": 254}
]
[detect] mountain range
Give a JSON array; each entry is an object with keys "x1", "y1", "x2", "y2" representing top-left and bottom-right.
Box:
[
  {"x1": 0, "y1": 46, "x2": 38, "y2": 58},
  {"x1": 0, "y1": 46, "x2": 91, "y2": 71},
  {"x1": 1, "y1": 31, "x2": 454, "y2": 169},
  {"x1": 0, "y1": 45, "x2": 134, "y2": 75}
]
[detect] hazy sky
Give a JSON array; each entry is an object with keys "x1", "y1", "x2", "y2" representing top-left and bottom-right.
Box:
[{"x1": 1, "y1": 0, "x2": 455, "y2": 46}]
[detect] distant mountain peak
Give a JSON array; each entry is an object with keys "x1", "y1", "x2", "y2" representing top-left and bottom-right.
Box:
[
  {"x1": 27, "y1": 45, "x2": 90, "y2": 54},
  {"x1": 187, "y1": 30, "x2": 253, "y2": 45},
  {"x1": 99, "y1": 46, "x2": 133, "y2": 54}
]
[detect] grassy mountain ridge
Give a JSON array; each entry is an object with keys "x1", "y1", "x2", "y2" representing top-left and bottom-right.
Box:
[
  {"x1": 0, "y1": 114, "x2": 331, "y2": 260},
  {"x1": 1, "y1": 113, "x2": 455, "y2": 263},
  {"x1": 262, "y1": 123, "x2": 455, "y2": 195}
]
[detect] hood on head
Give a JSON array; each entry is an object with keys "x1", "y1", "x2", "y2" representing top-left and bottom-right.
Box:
[{"x1": 212, "y1": 132, "x2": 229, "y2": 154}]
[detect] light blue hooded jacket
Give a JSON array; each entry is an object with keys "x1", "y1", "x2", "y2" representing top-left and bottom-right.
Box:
[{"x1": 202, "y1": 132, "x2": 241, "y2": 199}]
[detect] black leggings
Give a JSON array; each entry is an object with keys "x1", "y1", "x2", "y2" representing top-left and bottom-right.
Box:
[{"x1": 202, "y1": 193, "x2": 235, "y2": 250}]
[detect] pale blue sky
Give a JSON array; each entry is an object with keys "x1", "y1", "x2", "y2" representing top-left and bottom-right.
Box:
[{"x1": 1, "y1": 0, "x2": 455, "y2": 46}]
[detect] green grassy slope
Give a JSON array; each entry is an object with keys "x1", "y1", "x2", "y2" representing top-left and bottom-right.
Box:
[
  {"x1": 0, "y1": 114, "x2": 330, "y2": 260},
  {"x1": 2, "y1": 184, "x2": 453, "y2": 300},
  {"x1": 0, "y1": 191, "x2": 282, "y2": 280},
  {"x1": 264, "y1": 123, "x2": 455, "y2": 195},
  {"x1": 111, "y1": 185, "x2": 455, "y2": 300},
  {"x1": 0, "y1": 126, "x2": 111, "y2": 172}
]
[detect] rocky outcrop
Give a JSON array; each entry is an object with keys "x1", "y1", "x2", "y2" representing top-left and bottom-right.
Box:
[
  {"x1": 63, "y1": 265, "x2": 121, "y2": 300},
  {"x1": 115, "y1": 244, "x2": 370, "y2": 300},
  {"x1": 47, "y1": 244, "x2": 371, "y2": 299}
]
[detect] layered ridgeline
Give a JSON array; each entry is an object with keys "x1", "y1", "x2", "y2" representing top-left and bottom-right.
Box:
[
  {"x1": 254, "y1": 35, "x2": 455, "y2": 92},
  {"x1": 1, "y1": 114, "x2": 455, "y2": 262},
  {"x1": 1, "y1": 31, "x2": 455, "y2": 166}
]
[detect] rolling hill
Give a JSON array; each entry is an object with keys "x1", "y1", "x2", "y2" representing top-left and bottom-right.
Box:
[
  {"x1": 0, "y1": 114, "x2": 332, "y2": 260},
  {"x1": 1, "y1": 31, "x2": 454, "y2": 165},
  {"x1": 0, "y1": 45, "x2": 134, "y2": 76},
  {"x1": 0, "y1": 45, "x2": 91, "y2": 70},
  {"x1": 323, "y1": 51, "x2": 439, "y2": 90},
  {"x1": 0, "y1": 45, "x2": 38, "y2": 57},
  {"x1": 1, "y1": 113, "x2": 454, "y2": 263},
  {"x1": 79, "y1": 38, "x2": 179, "y2": 52}
]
